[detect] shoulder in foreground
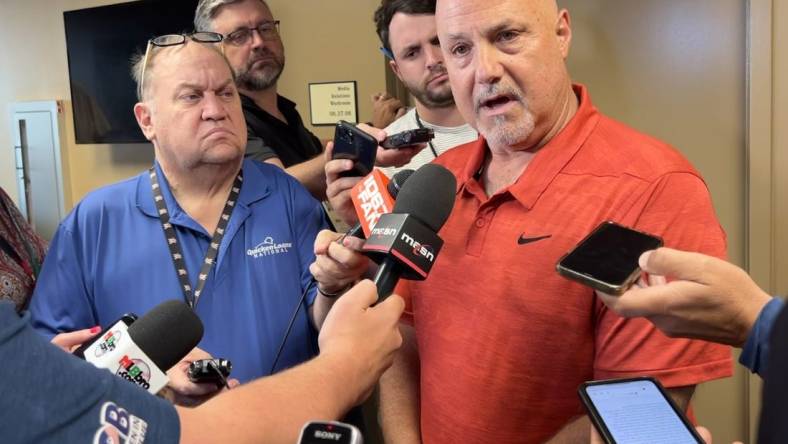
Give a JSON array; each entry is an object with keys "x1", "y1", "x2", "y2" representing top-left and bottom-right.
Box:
[
  {"x1": 577, "y1": 115, "x2": 702, "y2": 180},
  {"x1": 71, "y1": 174, "x2": 141, "y2": 214},
  {"x1": 243, "y1": 158, "x2": 315, "y2": 197}
]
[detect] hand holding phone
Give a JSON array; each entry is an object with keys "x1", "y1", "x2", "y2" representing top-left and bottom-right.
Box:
[
  {"x1": 332, "y1": 121, "x2": 378, "y2": 177},
  {"x1": 380, "y1": 128, "x2": 434, "y2": 149},
  {"x1": 556, "y1": 221, "x2": 663, "y2": 295},
  {"x1": 579, "y1": 377, "x2": 704, "y2": 444}
]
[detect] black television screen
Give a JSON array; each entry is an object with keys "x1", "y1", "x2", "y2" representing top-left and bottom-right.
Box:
[{"x1": 64, "y1": 0, "x2": 199, "y2": 144}]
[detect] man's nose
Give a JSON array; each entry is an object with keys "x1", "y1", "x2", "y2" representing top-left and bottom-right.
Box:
[{"x1": 202, "y1": 94, "x2": 228, "y2": 121}]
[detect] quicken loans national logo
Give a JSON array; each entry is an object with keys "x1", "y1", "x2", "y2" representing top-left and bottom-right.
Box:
[{"x1": 247, "y1": 236, "x2": 293, "y2": 258}]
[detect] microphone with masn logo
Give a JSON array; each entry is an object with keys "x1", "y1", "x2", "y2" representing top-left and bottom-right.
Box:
[
  {"x1": 361, "y1": 163, "x2": 457, "y2": 301},
  {"x1": 80, "y1": 300, "x2": 203, "y2": 394},
  {"x1": 346, "y1": 168, "x2": 415, "y2": 239}
]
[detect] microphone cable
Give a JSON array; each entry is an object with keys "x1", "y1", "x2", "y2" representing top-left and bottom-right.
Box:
[{"x1": 269, "y1": 279, "x2": 316, "y2": 375}]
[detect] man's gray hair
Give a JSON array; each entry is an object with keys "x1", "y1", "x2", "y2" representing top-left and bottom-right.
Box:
[
  {"x1": 130, "y1": 42, "x2": 236, "y2": 101},
  {"x1": 194, "y1": 0, "x2": 269, "y2": 32}
]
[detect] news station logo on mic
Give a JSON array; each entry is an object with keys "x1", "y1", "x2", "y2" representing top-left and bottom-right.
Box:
[
  {"x1": 365, "y1": 213, "x2": 444, "y2": 280},
  {"x1": 351, "y1": 169, "x2": 395, "y2": 237},
  {"x1": 93, "y1": 329, "x2": 123, "y2": 358},
  {"x1": 115, "y1": 355, "x2": 153, "y2": 391}
]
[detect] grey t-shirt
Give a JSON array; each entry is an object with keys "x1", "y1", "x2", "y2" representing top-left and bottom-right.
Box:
[{"x1": 0, "y1": 302, "x2": 180, "y2": 443}]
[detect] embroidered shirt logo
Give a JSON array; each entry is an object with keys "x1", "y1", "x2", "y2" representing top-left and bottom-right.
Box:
[
  {"x1": 247, "y1": 236, "x2": 293, "y2": 258},
  {"x1": 93, "y1": 402, "x2": 149, "y2": 444}
]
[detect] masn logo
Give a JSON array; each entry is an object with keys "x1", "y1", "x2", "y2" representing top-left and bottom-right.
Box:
[{"x1": 401, "y1": 233, "x2": 435, "y2": 262}]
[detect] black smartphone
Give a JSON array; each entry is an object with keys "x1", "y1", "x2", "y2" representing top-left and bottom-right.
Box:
[
  {"x1": 188, "y1": 358, "x2": 233, "y2": 387},
  {"x1": 332, "y1": 120, "x2": 378, "y2": 177},
  {"x1": 556, "y1": 221, "x2": 663, "y2": 295},
  {"x1": 72, "y1": 313, "x2": 138, "y2": 359},
  {"x1": 578, "y1": 377, "x2": 704, "y2": 444},
  {"x1": 380, "y1": 128, "x2": 434, "y2": 149}
]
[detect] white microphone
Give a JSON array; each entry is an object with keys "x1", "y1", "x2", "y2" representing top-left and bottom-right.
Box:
[{"x1": 81, "y1": 300, "x2": 203, "y2": 394}]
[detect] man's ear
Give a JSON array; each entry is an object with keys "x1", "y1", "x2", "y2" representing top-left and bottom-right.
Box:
[
  {"x1": 389, "y1": 59, "x2": 404, "y2": 83},
  {"x1": 133, "y1": 102, "x2": 155, "y2": 141},
  {"x1": 556, "y1": 9, "x2": 572, "y2": 59}
]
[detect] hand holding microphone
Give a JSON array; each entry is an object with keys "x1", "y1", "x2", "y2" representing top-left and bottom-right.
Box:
[
  {"x1": 77, "y1": 299, "x2": 204, "y2": 395},
  {"x1": 362, "y1": 163, "x2": 457, "y2": 300}
]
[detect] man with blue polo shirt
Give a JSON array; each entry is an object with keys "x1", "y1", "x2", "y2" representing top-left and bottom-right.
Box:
[{"x1": 27, "y1": 35, "x2": 363, "y2": 403}]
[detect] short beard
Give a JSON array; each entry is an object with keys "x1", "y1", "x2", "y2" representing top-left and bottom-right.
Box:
[
  {"x1": 410, "y1": 83, "x2": 455, "y2": 109},
  {"x1": 236, "y1": 56, "x2": 285, "y2": 91},
  {"x1": 482, "y1": 112, "x2": 535, "y2": 148}
]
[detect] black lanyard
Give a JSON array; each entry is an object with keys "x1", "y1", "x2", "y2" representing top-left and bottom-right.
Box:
[
  {"x1": 414, "y1": 110, "x2": 439, "y2": 159},
  {"x1": 149, "y1": 167, "x2": 243, "y2": 309}
]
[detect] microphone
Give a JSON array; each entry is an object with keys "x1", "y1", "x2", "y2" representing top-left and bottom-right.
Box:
[
  {"x1": 81, "y1": 300, "x2": 204, "y2": 394},
  {"x1": 361, "y1": 163, "x2": 456, "y2": 300},
  {"x1": 347, "y1": 168, "x2": 415, "y2": 239}
]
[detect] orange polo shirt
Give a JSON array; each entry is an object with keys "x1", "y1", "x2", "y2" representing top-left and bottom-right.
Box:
[{"x1": 402, "y1": 85, "x2": 732, "y2": 443}]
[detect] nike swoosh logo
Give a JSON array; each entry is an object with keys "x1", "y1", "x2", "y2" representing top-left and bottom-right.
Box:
[{"x1": 518, "y1": 234, "x2": 552, "y2": 245}]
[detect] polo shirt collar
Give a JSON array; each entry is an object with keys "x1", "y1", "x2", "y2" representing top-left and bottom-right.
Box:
[
  {"x1": 457, "y1": 84, "x2": 600, "y2": 209},
  {"x1": 136, "y1": 159, "x2": 272, "y2": 221}
]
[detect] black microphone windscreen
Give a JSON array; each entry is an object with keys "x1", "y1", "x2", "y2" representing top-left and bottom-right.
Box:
[
  {"x1": 127, "y1": 300, "x2": 204, "y2": 371},
  {"x1": 392, "y1": 163, "x2": 456, "y2": 232},
  {"x1": 387, "y1": 169, "x2": 415, "y2": 197}
]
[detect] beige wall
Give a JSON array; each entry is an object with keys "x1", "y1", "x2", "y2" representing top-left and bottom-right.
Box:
[
  {"x1": 0, "y1": 0, "x2": 385, "y2": 208},
  {"x1": 564, "y1": 0, "x2": 748, "y2": 442}
]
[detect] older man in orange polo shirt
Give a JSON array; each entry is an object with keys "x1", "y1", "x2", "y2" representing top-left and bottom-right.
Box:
[{"x1": 318, "y1": 0, "x2": 733, "y2": 442}]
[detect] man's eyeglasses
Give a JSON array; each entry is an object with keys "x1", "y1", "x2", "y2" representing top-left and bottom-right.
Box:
[
  {"x1": 224, "y1": 21, "x2": 281, "y2": 46},
  {"x1": 138, "y1": 32, "x2": 224, "y2": 99}
]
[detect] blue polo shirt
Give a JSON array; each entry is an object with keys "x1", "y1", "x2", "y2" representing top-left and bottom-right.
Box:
[{"x1": 29, "y1": 159, "x2": 328, "y2": 383}]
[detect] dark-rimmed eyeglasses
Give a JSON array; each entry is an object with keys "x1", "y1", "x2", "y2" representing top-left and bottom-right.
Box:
[
  {"x1": 224, "y1": 21, "x2": 280, "y2": 46},
  {"x1": 138, "y1": 32, "x2": 224, "y2": 99}
]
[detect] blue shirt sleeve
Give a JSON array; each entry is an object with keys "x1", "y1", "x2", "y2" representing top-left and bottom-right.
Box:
[
  {"x1": 0, "y1": 303, "x2": 179, "y2": 443},
  {"x1": 28, "y1": 220, "x2": 97, "y2": 339},
  {"x1": 740, "y1": 297, "x2": 785, "y2": 376}
]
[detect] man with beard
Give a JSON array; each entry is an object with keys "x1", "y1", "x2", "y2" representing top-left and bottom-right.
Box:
[
  {"x1": 357, "y1": 0, "x2": 732, "y2": 442},
  {"x1": 195, "y1": 0, "x2": 421, "y2": 199},
  {"x1": 373, "y1": 0, "x2": 478, "y2": 176},
  {"x1": 323, "y1": 0, "x2": 479, "y2": 226}
]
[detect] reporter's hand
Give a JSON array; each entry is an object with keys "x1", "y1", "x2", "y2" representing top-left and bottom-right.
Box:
[
  {"x1": 318, "y1": 280, "x2": 405, "y2": 405},
  {"x1": 356, "y1": 123, "x2": 425, "y2": 169},
  {"x1": 596, "y1": 247, "x2": 772, "y2": 346},
  {"x1": 51, "y1": 326, "x2": 101, "y2": 353},
  {"x1": 371, "y1": 92, "x2": 406, "y2": 129},
  {"x1": 163, "y1": 347, "x2": 240, "y2": 407},
  {"x1": 310, "y1": 230, "x2": 369, "y2": 296}
]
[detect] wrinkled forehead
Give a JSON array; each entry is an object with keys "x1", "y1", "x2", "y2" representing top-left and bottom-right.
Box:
[
  {"x1": 150, "y1": 42, "x2": 234, "y2": 91},
  {"x1": 436, "y1": 0, "x2": 557, "y2": 35},
  {"x1": 212, "y1": 0, "x2": 274, "y2": 33},
  {"x1": 388, "y1": 13, "x2": 439, "y2": 51}
]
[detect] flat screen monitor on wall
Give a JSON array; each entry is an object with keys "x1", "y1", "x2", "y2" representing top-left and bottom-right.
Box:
[{"x1": 64, "y1": 0, "x2": 199, "y2": 144}]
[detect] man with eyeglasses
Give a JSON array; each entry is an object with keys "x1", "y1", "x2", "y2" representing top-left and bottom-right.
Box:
[
  {"x1": 28, "y1": 35, "x2": 365, "y2": 406},
  {"x1": 194, "y1": 0, "x2": 422, "y2": 200}
]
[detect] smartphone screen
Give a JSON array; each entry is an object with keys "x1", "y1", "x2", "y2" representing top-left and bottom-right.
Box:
[
  {"x1": 581, "y1": 378, "x2": 702, "y2": 444},
  {"x1": 557, "y1": 221, "x2": 663, "y2": 294}
]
